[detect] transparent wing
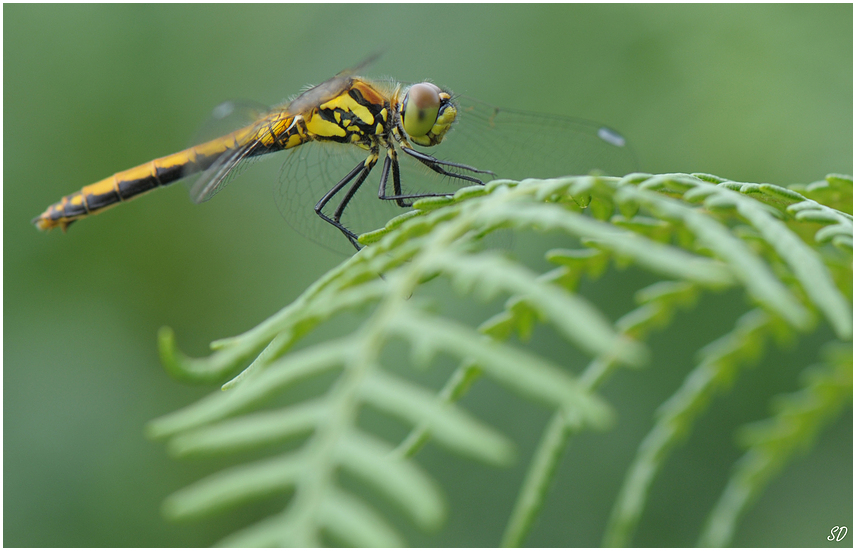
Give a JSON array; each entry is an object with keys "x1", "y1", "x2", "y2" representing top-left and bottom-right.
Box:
[
  {"x1": 189, "y1": 137, "x2": 260, "y2": 204},
  {"x1": 184, "y1": 100, "x2": 271, "y2": 204},
  {"x1": 439, "y1": 95, "x2": 637, "y2": 180}
]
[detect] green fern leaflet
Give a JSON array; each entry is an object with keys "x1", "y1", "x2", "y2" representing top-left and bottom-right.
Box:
[{"x1": 147, "y1": 172, "x2": 852, "y2": 547}]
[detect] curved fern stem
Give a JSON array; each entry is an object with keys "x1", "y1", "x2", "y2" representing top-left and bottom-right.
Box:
[{"x1": 501, "y1": 408, "x2": 580, "y2": 547}]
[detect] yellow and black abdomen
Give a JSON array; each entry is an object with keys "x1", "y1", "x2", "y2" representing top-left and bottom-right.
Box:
[
  {"x1": 31, "y1": 114, "x2": 300, "y2": 231},
  {"x1": 33, "y1": 153, "x2": 193, "y2": 231}
]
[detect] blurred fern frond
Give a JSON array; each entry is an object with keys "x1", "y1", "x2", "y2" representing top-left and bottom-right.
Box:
[{"x1": 148, "y1": 172, "x2": 852, "y2": 547}]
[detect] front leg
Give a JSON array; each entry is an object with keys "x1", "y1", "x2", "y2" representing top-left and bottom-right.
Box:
[
  {"x1": 401, "y1": 145, "x2": 494, "y2": 185},
  {"x1": 378, "y1": 147, "x2": 481, "y2": 208}
]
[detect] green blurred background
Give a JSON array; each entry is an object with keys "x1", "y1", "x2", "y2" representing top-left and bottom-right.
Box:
[{"x1": 5, "y1": 4, "x2": 851, "y2": 547}]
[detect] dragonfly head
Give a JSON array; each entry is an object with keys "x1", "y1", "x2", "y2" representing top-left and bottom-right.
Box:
[{"x1": 400, "y1": 82, "x2": 456, "y2": 147}]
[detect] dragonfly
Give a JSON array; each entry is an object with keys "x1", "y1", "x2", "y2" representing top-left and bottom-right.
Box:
[{"x1": 32, "y1": 60, "x2": 636, "y2": 253}]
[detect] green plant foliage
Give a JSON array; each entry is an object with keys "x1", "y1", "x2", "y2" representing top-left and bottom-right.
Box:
[
  {"x1": 698, "y1": 342, "x2": 852, "y2": 547},
  {"x1": 147, "y1": 173, "x2": 852, "y2": 546}
]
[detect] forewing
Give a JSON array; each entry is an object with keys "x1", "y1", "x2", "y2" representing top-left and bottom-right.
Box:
[{"x1": 430, "y1": 96, "x2": 638, "y2": 181}]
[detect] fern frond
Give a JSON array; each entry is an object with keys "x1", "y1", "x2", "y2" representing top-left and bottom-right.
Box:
[
  {"x1": 148, "y1": 172, "x2": 851, "y2": 546},
  {"x1": 602, "y1": 308, "x2": 785, "y2": 547},
  {"x1": 698, "y1": 342, "x2": 852, "y2": 546}
]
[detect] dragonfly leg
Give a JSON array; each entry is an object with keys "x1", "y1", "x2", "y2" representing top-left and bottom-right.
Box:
[
  {"x1": 315, "y1": 155, "x2": 377, "y2": 250},
  {"x1": 378, "y1": 148, "x2": 469, "y2": 207},
  {"x1": 401, "y1": 146, "x2": 495, "y2": 184}
]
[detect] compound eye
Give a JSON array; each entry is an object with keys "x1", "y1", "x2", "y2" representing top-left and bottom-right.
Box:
[{"x1": 402, "y1": 83, "x2": 442, "y2": 138}]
